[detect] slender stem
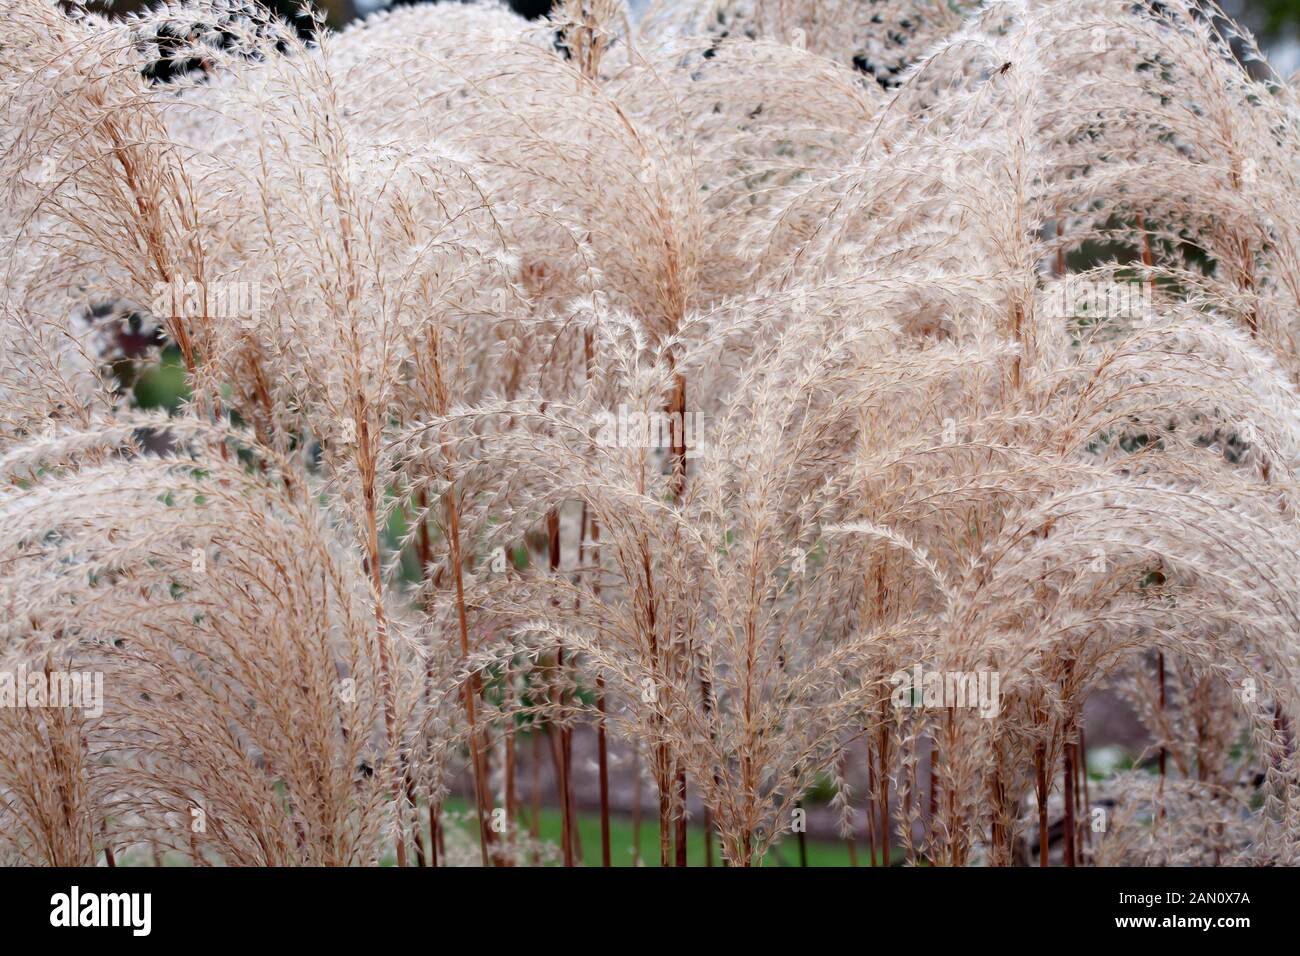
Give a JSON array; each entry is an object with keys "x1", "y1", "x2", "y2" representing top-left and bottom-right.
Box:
[
  {"x1": 631, "y1": 742, "x2": 642, "y2": 865},
  {"x1": 428, "y1": 803, "x2": 440, "y2": 868},
  {"x1": 597, "y1": 676, "x2": 611, "y2": 867},
  {"x1": 580, "y1": 493, "x2": 611, "y2": 868},
  {"x1": 1156, "y1": 650, "x2": 1167, "y2": 820},
  {"x1": 546, "y1": 508, "x2": 576, "y2": 866},
  {"x1": 549, "y1": 699, "x2": 575, "y2": 866},
  {"x1": 1035, "y1": 742, "x2": 1049, "y2": 867},
  {"x1": 877, "y1": 712, "x2": 891, "y2": 867},
  {"x1": 1063, "y1": 735, "x2": 1076, "y2": 867},
  {"x1": 674, "y1": 765, "x2": 687, "y2": 866},
  {"x1": 505, "y1": 666, "x2": 518, "y2": 865},
  {"x1": 928, "y1": 736, "x2": 939, "y2": 854},
  {"x1": 444, "y1": 485, "x2": 493, "y2": 865},
  {"x1": 667, "y1": 372, "x2": 689, "y2": 867},
  {"x1": 866, "y1": 740, "x2": 877, "y2": 867},
  {"x1": 360, "y1": 454, "x2": 406, "y2": 868},
  {"x1": 658, "y1": 748, "x2": 673, "y2": 867},
  {"x1": 1080, "y1": 727, "x2": 1091, "y2": 853}
]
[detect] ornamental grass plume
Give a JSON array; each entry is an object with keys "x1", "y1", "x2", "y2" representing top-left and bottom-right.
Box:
[{"x1": 1, "y1": 0, "x2": 1298, "y2": 867}]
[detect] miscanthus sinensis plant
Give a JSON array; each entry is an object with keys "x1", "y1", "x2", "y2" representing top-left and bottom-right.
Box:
[{"x1": 1, "y1": 0, "x2": 1299, "y2": 866}]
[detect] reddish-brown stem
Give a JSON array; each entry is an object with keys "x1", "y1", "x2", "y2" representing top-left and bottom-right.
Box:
[
  {"x1": 546, "y1": 507, "x2": 576, "y2": 866},
  {"x1": 667, "y1": 372, "x2": 689, "y2": 867},
  {"x1": 428, "y1": 803, "x2": 440, "y2": 868},
  {"x1": 1035, "y1": 742, "x2": 1049, "y2": 867},
  {"x1": 658, "y1": 750, "x2": 674, "y2": 867},
  {"x1": 1157, "y1": 650, "x2": 1167, "y2": 820},
  {"x1": 1063, "y1": 736, "x2": 1076, "y2": 867},
  {"x1": 1056, "y1": 217, "x2": 1066, "y2": 277},
  {"x1": 703, "y1": 807, "x2": 714, "y2": 868},
  {"x1": 631, "y1": 743, "x2": 643, "y2": 865},
  {"x1": 445, "y1": 485, "x2": 494, "y2": 865},
  {"x1": 944, "y1": 707, "x2": 958, "y2": 865},
  {"x1": 928, "y1": 736, "x2": 939, "y2": 850},
  {"x1": 580, "y1": 494, "x2": 612, "y2": 868},
  {"x1": 504, "y1": 669, "x2": 517, "y2": 867},
  {"x1": 877, "y1": 711, "x2": 891, "y2": 867},
  {"x1": 674, "y1": 765, "x2": 688, "y2": 866},
  {"x1": 1080, "y1": 727, "x2": 1091, "y2": 852},
  {"x1": 700, "y1": 670, "x2": 720, "y2": 868},
  {"x1": 359, "y1": 449, "x2": 406, "y2": 868},
  {"x1": 415, "y1": 486, "x2": 439, "y2": 866},
  {"x1": 866, "y1": 741, "x2": 877, "y2": 867},
  {"x1": 989, "y1": 749, "x2": 1013, "y2": 867}
]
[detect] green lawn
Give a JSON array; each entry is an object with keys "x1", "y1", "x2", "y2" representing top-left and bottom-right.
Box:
[{"x1": 436, "y1": 798, "x2": 888, "y2": 867}]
